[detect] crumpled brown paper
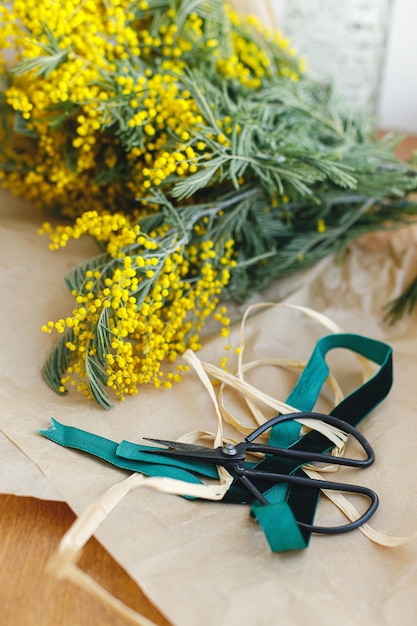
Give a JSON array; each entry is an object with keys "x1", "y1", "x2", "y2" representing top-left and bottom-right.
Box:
[
  {"x1": 1, "y1": 188, "x2": 417, "y2": 626},
  {"x1": 0, "y1": 430, "x2": 62, "y2": 500}
]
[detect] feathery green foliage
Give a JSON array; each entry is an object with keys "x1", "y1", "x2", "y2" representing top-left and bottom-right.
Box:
[{"x1": 1, "y1": 0, "x2": 417, "y2": 407}]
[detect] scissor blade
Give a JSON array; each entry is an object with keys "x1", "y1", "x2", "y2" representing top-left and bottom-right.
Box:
[
  {"x1": 143, "y1": 437, "x2": 214, "y2": 453},
  {"x1": 142, "y1": 437, "x2": 238, "y2": 464}
]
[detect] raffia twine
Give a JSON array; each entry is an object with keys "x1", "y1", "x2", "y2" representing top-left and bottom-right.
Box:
[{"x1": 46, "y1": 303, "x2": 416, "y2": 625}]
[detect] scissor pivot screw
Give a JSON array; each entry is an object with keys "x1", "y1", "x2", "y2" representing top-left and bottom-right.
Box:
[{"x1": 222, "y1": 443, "x2": 237, "y2": 456}]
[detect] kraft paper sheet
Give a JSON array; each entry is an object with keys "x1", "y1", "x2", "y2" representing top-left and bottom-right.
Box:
[{"x1": 1, "y1": 189, "x2": 417, "y2": 626}]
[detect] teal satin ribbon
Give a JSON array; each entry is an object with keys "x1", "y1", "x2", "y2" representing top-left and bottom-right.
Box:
[
  {"x1": 247, "y1": 334, "x2": 392, "y2": 551},
  {"x1": 39, "y1": 333, "x2": 392, "y2": 552}
]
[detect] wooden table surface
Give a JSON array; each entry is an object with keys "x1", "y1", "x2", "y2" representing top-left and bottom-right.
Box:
[
  {"x1": 0, "y1": 495, "x2": 171, "y2": 626},
  {"x1": 1, "y1": 134, "x2": 416, "y2": 626}
]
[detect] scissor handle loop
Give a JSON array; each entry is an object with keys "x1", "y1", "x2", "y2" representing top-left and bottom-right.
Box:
[
  {"x1": 246, "y1": 411, "x2": 375, "y2": 468},
  {"x1": 239, "y1": 411, "x2": 379, "y2": 533},
  {"x1": 240, "y1": 468, "x2": 379, "y2": 534}
]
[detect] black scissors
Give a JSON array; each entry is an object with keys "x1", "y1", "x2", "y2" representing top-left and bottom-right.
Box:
[{"x1": 144, "y1": 412, "x2": 379, "y2": 535}]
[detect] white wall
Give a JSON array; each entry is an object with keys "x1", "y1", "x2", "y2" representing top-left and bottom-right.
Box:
[
  {"x1": 233, "y1": 0, "x2": 417, "y2": 135},
  {"x1": 377, "y1": 0, "x2": 417, "y2": 133}
]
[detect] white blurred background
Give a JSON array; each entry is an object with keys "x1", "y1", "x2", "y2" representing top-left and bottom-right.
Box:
[{"x1": 232, "y1": 0, "x2": 417, "y2": 134}]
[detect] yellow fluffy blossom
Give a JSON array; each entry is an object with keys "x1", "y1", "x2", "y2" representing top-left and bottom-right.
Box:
[
  {"x1": 41, "y1": 211, "x2": 235, "y2": 405},
  {"x1": 0, "y1": 1, "x2": 302, "y2": 218},
  {"x1": 8, "y1": 1, "x2": 400, "y2": 409}
]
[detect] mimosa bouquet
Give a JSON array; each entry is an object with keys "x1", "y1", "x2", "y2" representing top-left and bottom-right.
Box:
[{"x1": 1, "y1": 0, "x2": 416, "y2": 408}]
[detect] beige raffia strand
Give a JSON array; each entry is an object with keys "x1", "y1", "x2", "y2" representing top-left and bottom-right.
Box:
[
  {"x1": 47, "y1": 472, "x2": 234, "y2": 626},
  {"x1": 184, "y1": 302, "x2": 357, "y2": 449},
  {"x1": 188, "y1": 354, "x2": 348, "y2": 450},
  {"x1": 303, "y1": 469, "x2": 417, "y2": 546},
  {"x1": 47, "y1": 303, "x2": 413, "y2": 624}
]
